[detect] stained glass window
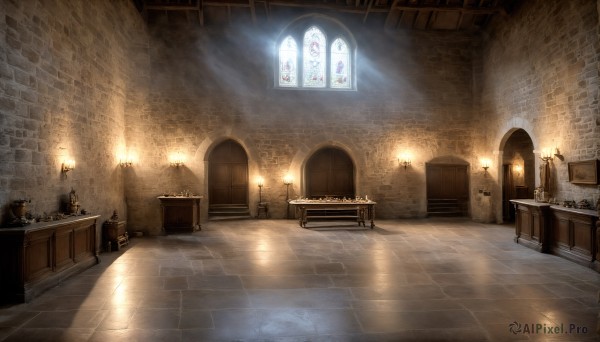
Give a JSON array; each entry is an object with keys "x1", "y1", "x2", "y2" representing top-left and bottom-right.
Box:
[
  {"x1": 330, "y1": 38, "x2": 351, "y2": 89},
  {"x1": 278, "y1": 36, "x2": 298, "y2": 87},
  {"x1": 276, "y1": 17, "x2": 355, "y2": 90},
  {"x1": 302, "y1": 26, "x2": 326, "y2": 88}
]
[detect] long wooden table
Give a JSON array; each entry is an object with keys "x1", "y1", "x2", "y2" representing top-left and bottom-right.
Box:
[{"x1": 289, "y1": 199, "x2": 376, "y2": 229}]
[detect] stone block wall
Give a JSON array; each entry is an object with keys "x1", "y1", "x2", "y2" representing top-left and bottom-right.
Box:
[
  {"x1": 0, "y1": 1, "x2": 147, "y2": 226},
  {"x1": 3, "y1": 0, "x2": 596, "y2": 235},
  {"x1": 478, "y1": 0, "x2": 600, "y2": 221},
  {"x1": 124, "y1": 22, "x2": 488, "y2": 234}
]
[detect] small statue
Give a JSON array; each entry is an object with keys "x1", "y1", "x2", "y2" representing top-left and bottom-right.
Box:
[
  {"x1": 68, "y1": 188, "x2": 80, "y2": 215},
  {"x1": 110, "y1": 210, "x2": 119, "y2": 221}
]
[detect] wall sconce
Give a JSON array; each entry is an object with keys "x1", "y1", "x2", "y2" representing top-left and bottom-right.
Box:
[
  {"x1": 553, "y1": 147, "x2": 564, "y2": 161},
  {"x1": 398, "y1": 153, "x2": 412, "y2": 170},
  {"x1": 119, "y1": 160, "x2": 133, "y2": 168},
  {"x1": 169, "y1": 152, "x2": 185, "y2": 167},
  {"x1": 119, "y1": 155, "x2": 133, "y2": 168},
  {"x1": 61, "y1": 159, "x2": 75, "y2": 173},
  {"x1": 514, "y1": 164, "x2": 522, "y2": 176},
  {"x1": 540, "y1": 148, "x2": 553, "y2": 162},
  {"x1": 257, "y1": 177, "x2": 264, "y2": 203},
  {"x1": 481, "y1": 158, "x2": 491, "y2": 173}
]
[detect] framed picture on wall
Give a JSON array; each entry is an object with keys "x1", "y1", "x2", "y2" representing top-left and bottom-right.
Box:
[{"x1": 568, "y1": 159, "x2": 599, "y2": 185}]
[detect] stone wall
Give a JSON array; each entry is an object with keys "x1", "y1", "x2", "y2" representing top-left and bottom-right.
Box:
[
  {"x1": 3, "y1": 0, "x2": 596, "y2": 236},
  {"x1": 0, "y1": 1, "x2": 147, "y2": 226},
  {"x1": 480, "y1": 0, "x2": 600, "y2": 220},
  {"x1": 125, "y1": 22, "x2": 485, "y2": 234}
]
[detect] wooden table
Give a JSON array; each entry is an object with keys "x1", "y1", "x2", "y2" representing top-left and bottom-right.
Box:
[
  {"x1": 158, "y1": 196, "x2": 202, "y2": 233},
  {"x1": 289, "y1": 199, "x2": 376, "y2": 229}
]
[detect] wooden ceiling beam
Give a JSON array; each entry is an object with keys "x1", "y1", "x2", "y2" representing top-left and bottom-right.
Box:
[
  {"x1": 392, "y1": 4, "x2": 505, "y2": 15},
  {"x1": 384, "y1": 0, "x2": 400, "y2": 29},
  {"x1": 249, "y1": 0, "x2": 257, "y2": 24},
  {"x1": 362, "y1": 0, "x2": 374, "y2": 24},
  {"x1": 199, "y1": 0, "x2": 204, "y2": 26},
  {"x1": 258, "y1": 1, "x2": 388, "y2": 14},
  {"x1": 145, "y1": 5, "x2": 199, "y2": 11}
]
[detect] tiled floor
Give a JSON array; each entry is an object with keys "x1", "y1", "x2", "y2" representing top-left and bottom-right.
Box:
[{"x1": 0, "y1": 218, "x2": 599, "y2": 341}]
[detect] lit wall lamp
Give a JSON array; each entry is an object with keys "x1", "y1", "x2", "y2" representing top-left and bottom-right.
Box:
[
  {"x1": 257, "y1": 176, "x2": 264, "y2": 203},
  {"x1": 398, "y1": 152, "x2": 412, "y2": 170},
  {"x1": 540, "y1": 148, "x2": 553, "y2": 163},
  {"x1": 62, "y1": 159, "x2": 75, "y2": 173},
  {"x1": 169, "y1": 152, "x2": 185, "y2": 167},
  {"x1": 481, "y1": 158, "x2": 491, "y2": 173},
  {"x1": 119, "y1": 159, "x2": 133, "y2": 168},
  {"x1": 119, "y1": 155, "x2": 133, "y2": 168}
]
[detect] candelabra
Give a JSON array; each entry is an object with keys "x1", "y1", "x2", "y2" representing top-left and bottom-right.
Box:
[{"x1": 283, "y1": 175, "x2": 293, "y2": 219}]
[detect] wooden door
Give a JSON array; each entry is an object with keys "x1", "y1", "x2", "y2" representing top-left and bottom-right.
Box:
[
  {"x1": 209, "y1": 140, "x2": 248, "y2": 206},
  {"x1": 426, "y1": 164, "x2": 469, "y2": 215},
  {"x1": 306, "y1": 147, "x2": 354, "y2": 198}
]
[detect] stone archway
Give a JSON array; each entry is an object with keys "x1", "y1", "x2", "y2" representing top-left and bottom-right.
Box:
[
  {"x1": 494, "y1": 117, "x2": 539, "y2": 223},
  {"x1": 207, "y1": 139, "x2": 250, "y2": 218},
  {"x1": 501, "y1": 129, "x2": 535, "y2": 222}
]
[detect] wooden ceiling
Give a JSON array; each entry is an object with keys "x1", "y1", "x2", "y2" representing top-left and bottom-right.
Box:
[{"x1": 134, "y1": 0, "x2": 520, "y2": 30}]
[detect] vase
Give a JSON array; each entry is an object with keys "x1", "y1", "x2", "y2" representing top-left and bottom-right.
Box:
[{"x1": 12, "y1": 201, "x2": 28, "y2": 218}]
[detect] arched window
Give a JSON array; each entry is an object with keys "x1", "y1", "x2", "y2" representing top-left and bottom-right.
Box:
[
  {"x1": 302, "y1": 26, "x2": 326, "y2": 88},
  {"x1": 278, "y1": 36, "x2": 298, "y2": 87},
  {"x1": 275, "y1": 15, "x2": 356, "y2": 90},
  {"x1": 330, "y1": 38, "x2": 350, "y2": 89}
]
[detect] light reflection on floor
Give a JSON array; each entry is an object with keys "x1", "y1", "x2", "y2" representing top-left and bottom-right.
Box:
[{"x1": 0, "y1": 218, "x2": 598, "y2": 341}]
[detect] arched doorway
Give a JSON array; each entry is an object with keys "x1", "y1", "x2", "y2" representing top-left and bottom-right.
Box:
[
  {"x1": 208, "y1": 139, "x2": 250, "y2": 218},
  {"x1": 502, "y1": 129, "x2": 535, "y2": 222},
  {"x1": 305, "y1": 147, "x2": 354, "y2": 198}
]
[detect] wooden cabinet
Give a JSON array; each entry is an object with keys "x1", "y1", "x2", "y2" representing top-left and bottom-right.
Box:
[
  {"x1": 158, "y1": 196, "x2": 202, "y2": 233},
  {"x1": 103, "y1": 220, "x2": 129, "y2": 251},
  {"x1": 511, "y1": 199, "x2": 551, "y2": 252},
  {"x1": 550, "y1": 207, "x2": 598, "y2": 268},
  {"x1": 511, "y1": 200, "x2": 599, "y2": 272},
  {"x1": 0, "y1": 215, "x2": 99, "y2": 303}
]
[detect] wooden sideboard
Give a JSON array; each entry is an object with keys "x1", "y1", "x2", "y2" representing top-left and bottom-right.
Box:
[
  {"x1": 158, "y1": 196, "x2": 202, "y2": 233},
  {"x1": 550, "y1": 206, "x2": 598, "y2": 270},
  {"x1": 511, "y1": 199, "x2": 599, "y2": 272},
  {"x1": 511, "y1": 199, "x2": 551, "y2": 252},
  {"x1": 0, "y1": 215, "x2": 100, "y2": 303}
]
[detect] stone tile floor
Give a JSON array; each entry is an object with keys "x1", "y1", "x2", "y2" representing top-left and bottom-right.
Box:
[{"x1": 0, "y1": 218, "x2": 599, "y2": 341}]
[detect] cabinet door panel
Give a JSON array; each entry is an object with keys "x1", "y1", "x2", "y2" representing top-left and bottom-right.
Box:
[
  {"x1": 74, "y1": 224, "x2": 93, "y2": 262},
  {"x1": 25, "y1": 230, "x2": 54, "y2": 282},
  {"x1": 552, "y1": 214, "x2": 571, "y2": 249},
  {"x1": 55, "y1": 226, "x2": 74, "y2": 270},
  {"x1": 572, "y1": 217, "x2": 593, "y2": 257},
  {"x1": 166, "y1": 206, "x2": 193, "y2": 227},
  {"x1": 519, "y1": 207, "x2": 532, "y2": 238}
]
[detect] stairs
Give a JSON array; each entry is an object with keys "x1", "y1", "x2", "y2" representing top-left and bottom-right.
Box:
[
  {"x1": 208, "y1": 204, "x2": 252, "y2": 221},
  {"x1": 427, "y1": 199, "x2": 467, "y2": 217}
]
